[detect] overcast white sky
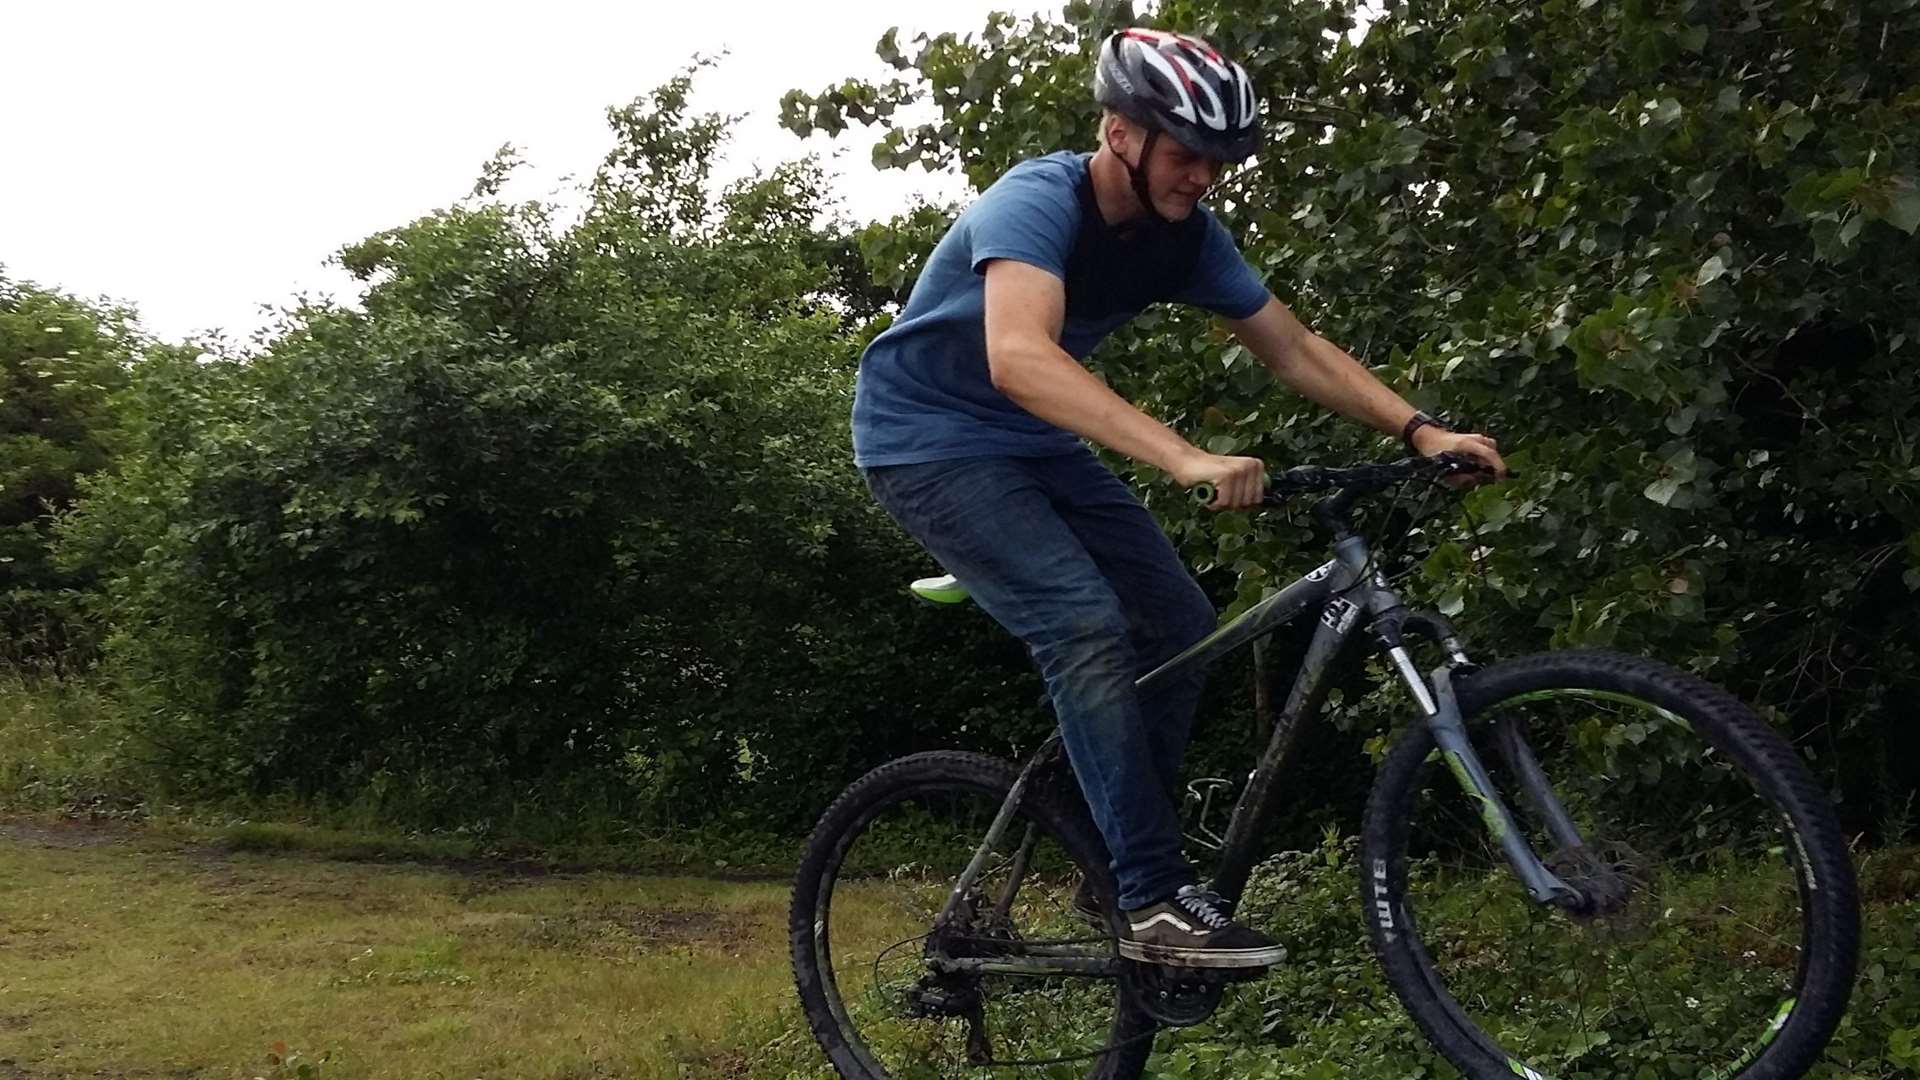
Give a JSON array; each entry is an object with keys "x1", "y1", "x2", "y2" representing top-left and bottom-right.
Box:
[{"x1": 1, "y1": 0, "x2": 1058, "y2": 344}]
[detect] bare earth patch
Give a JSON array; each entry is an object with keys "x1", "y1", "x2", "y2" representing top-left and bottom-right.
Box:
[{"x1": 0, "y1": 817, "x2": 133, "y2": 850}]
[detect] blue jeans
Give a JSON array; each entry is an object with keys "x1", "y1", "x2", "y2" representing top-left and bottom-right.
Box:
[{"x1": 865, "y1": 451, "x2": 1217, "y2": 910}]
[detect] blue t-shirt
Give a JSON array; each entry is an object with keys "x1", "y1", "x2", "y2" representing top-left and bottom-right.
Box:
[{"x1": 852, "y1": 151, "x2": 1269, "y2": 467}]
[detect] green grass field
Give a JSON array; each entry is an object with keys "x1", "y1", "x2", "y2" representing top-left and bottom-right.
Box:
[
  {"x1": 4, "y1": 814, "x2": 1918, "y2": 1079},
  {"x1": 4, "y1": 673, "x2": 1917, "y2": 1078},
  {"x1": 0, "y1": 815, "x2": 807, "y2": 1079}
]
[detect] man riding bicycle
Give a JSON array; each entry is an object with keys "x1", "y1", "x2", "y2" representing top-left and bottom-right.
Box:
[{"x1": 854, "y1": 27, "x2": 1507, "y2": 968}]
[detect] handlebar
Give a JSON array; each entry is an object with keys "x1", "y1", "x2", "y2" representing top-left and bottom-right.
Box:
[{"x1": 1190, "y1": 452, "x2": 1508, "y2": 516}]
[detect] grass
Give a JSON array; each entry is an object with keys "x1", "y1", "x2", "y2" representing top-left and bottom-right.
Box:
[
  {"x1": 0, "y1": 815, "x2": 808, "y2": 1079},
  {"x1": 3, "y1": 824, "x2": 1918, "y2": 1079},
  {"x1": 5, "y1": 673, "x2": 1918, "y2": 1077},
  {"x1": 15, "y1": 814, "x2": 1920, "y2": 1076},
  {"x1": 0, "y1": 669, "x2": 801, "y2": 876},
  {"x1": 0, "y1": 670, "x2": 138, "y2": 815}
]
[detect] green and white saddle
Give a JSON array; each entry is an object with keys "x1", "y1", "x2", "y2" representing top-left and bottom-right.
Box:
[{"x1": 908, "y1": 573, "x2": 971, "y2": 605}]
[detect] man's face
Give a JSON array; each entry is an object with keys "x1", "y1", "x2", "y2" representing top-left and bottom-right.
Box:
[
  {"x1": 1112, "y1": 118, "x2": 1225, "y2": 221},
  {"x1": 1143, "y1": 136, "x2": 1225, "y2": 220}
]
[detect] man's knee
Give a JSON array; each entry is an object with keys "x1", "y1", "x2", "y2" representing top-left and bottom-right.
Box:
[{"x1": 1031, "y1": 607, "x2": 1136, "y2": 685}]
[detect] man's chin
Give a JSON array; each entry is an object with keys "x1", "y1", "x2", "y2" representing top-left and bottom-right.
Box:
[{"x1": 1155, "y1": 200, "x2": 1199, "y2": 222}]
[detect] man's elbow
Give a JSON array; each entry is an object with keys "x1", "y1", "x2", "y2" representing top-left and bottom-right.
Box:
[{"x1": 986, "y1": 340, "x2": 1039, "y2": 395}]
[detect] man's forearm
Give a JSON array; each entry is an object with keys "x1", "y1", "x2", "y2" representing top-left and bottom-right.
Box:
[
  {"x1": 1230, "y1": 297, "x2": 1505, "y2": 478},
  {"x1": 1263, "y1": 332, "x2": 1418, "y2": 439},
  {"x1": 989, "y1": 344, "x2": 1198, "y2": 473},
  {"x1": 1228, "y1": 297, "x2": 1419, "y2": 440}
]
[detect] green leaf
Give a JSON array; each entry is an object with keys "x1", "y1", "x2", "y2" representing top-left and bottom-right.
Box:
[
  {"x1": 1819, "y1": 168, "x2": 1866, "y2": 201},
  {"x1": 1696, "y1": 254, "x2": 1727, "y2": 285},
  {"x1": 875, "y1": 27, "x2": 908, "y2": 70},
  {"x1": 1780, "y1": 111, "x2": 1815, "y2": 147},
  {"x1": 1885, "y1": 183, "x2": 1920, "y2": 234}
]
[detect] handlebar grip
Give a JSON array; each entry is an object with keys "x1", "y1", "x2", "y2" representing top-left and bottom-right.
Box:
[
  {"x1": 1431, "y1": 451, "x2": 1518, "y2": 480},
  {"x1": 1191, "y1": 482, "x2": 1217, "y2": 507}
]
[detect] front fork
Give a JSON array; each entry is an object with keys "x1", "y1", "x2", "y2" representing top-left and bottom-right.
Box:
[{"x1": 1380, "y1": 627, "x2": 1584, "y2": 910}]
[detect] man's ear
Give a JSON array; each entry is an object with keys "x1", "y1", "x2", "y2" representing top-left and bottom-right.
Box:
[{"x1": 1104, "y1": 113, "x2": 1134, "y2": 159}]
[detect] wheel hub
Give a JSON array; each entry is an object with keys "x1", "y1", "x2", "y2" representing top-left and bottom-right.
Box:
[{"x1": 1550, "y1": 840, "x2": 1646, "y2": 921}]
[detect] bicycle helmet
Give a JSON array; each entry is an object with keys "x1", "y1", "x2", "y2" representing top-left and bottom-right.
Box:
[{"x1": 1093, "y1": 28, "x2": 1260, "y2": 224}]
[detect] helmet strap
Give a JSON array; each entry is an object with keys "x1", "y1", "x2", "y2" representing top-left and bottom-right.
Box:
[{"x1": 1120, "y1": 129, "x2": 1169, "y2": 226}]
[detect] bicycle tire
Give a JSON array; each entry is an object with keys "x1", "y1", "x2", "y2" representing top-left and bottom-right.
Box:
[
  {"x1": 1362, "y1": 650, "x2": 1858, "y2": 1080},
  {"x1": 791, "y1": 750, "x2": 1156, "y2": 1079}
]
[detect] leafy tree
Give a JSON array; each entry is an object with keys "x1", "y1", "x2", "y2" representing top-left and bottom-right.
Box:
[
  {"x1": 0, "y1": 273, "x2": 145, "y2": 669},
  {"x1": 782, "y1": 0, "x2": 1920, "y2": 835}
]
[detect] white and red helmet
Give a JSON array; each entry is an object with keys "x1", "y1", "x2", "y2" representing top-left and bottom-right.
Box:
[{"x1": 1093, "y1": 28, "x2": 1261, "y2": 163}]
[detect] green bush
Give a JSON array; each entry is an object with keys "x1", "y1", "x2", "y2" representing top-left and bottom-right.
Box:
[
  {"x1": 55, "y1": 74, "x2": 1042, "y2": 831},
  {"x1": 23, "y1": 1, "x2": 1920, "y2": 854}
]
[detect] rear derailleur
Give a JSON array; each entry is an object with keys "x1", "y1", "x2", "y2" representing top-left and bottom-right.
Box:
[{"x1": 904, "y1": 971, "x2": 994, "y2": 1064}]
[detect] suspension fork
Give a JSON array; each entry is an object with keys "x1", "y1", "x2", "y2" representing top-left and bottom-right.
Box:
[{"x1": 1381, "y1": 639, "x2": 1583, "y2": 909}]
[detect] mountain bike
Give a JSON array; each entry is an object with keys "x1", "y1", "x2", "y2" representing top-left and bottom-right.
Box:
[{"x1": 789, "y1": 452, "x2": 1859, "y2": 1080}]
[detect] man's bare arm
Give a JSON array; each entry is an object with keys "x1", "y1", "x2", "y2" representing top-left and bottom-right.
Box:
[
  {"x1": 983, "y1": 258, "x2": 1265, "y2": 506},
  {"x1": 1226, "y1": 295, "x2": 1506, "y2": 475},
  {"x1": 1225, "y1": 296, "x2": 1423, "y2": 435}
]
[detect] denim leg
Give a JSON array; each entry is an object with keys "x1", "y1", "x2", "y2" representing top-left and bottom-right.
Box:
[
  {"x1": 865, "y1": 455, "x2": 1198, "y2": 910},
  {"x1": 1031, "y1": 453, "x2": 1217, "y2": 799}
]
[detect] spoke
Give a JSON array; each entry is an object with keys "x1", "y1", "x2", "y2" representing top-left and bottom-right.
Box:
[{"x1": 821, "y1": 783, "x2": 1126, "y2": 1077}]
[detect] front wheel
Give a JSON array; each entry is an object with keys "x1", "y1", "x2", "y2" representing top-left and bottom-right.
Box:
[{"x1": 1362, "y1": 650, "x2": 1858, "y2": 1080}]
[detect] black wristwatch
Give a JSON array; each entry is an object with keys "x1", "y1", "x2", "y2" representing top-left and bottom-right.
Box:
[{"x1": 1401, "y1": 410, "x2": 1447, "y2": 454}]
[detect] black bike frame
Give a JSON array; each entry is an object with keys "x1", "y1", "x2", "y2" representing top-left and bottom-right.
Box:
[
  {"x1": 930, "y1": 529, "x2": 1588, "y2": 979},
  {"x1": 1139, "y1": 531, "x2": 1575, "y2": 910}
]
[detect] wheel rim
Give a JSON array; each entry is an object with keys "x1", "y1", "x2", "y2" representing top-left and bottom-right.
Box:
[
  {"x1": 810, "y1": 780, "x2": 1133, "y2": 1078},
  {"x1": 1387, "y1": 686, "x2": 1817, "y2": 1080}
]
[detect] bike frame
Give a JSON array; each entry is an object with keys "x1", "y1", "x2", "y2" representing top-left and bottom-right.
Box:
[{"x1": 930, "y1": 530, "x2": 1587, "y2": 979}]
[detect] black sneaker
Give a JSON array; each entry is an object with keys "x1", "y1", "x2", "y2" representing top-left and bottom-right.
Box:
[{"x1": 1118, "y1": 885, "x2": 1286, "y2": 968}]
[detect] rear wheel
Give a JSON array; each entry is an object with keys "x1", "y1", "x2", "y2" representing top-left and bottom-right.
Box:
[
  {"x1": 1363, "y1": 650, "x2": 1858, "y2": 1080},
  {"x1": 791, "y1": 750, "x2": 1155, "y2": 1079}
]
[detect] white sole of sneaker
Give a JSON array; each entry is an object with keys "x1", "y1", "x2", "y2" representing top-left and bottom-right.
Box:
[{"x1": 1116, "y1": 939, "x2": 1288, "y2": 968}]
